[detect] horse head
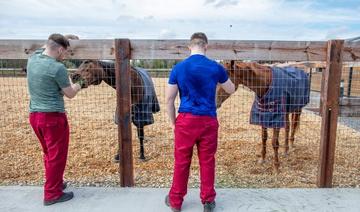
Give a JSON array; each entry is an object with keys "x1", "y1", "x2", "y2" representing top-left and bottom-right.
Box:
[
  {"x1": 216, "y1": 61, "x2": 272, "y2": 108},
  {"x1": 216, "y1": 60, "x2": 239, "y2": 108},
  {"x1": 71, "y1": 60, "x2": 106, "y2": 88}
]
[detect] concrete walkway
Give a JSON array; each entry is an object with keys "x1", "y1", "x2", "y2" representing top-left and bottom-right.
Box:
[{"x1": 1, "y1": 186, "x2": 359, "y2": 212}]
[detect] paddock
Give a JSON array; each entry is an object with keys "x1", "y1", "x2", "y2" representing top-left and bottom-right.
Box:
[{"x1": 0, "y1": 39, "x2": 359, "y2": 188}]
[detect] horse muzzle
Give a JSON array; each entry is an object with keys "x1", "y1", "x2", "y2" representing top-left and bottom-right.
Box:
[{"x1": 70, "y1": 73, "x2": 82, "y2": 83}]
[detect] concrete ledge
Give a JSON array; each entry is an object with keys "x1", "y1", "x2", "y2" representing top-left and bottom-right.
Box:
[{"x1": 1, "y1": 186, "x2": 359, "y2": 212}]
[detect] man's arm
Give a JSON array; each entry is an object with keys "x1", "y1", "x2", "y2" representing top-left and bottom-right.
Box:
[
  {"x1": 62, "y1": 81, "x2": 82, "y2": 99},
  {"x1": 166, "y1": 84, "x2": 179, "y2": 129},
  {"x1": 220, "y1": 79, "x2": 236, "y2": 94}
]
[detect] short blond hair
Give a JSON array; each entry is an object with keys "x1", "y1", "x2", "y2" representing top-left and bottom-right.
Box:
[{"x1": 190, "y1": 32, "x2": 208, "y2": 48}]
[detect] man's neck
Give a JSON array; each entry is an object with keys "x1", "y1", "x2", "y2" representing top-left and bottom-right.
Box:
[
  {"x1": 190, "y1": 49, "x2": 205, "y2": 56},
  {"x1": 43, "y1": 48, "x2": 57, "y2": 60}
]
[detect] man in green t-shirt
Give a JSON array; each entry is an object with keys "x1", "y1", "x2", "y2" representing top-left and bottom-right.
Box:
[{"x1": 27, "y1": 33, "x2": 85, "y2": 206}]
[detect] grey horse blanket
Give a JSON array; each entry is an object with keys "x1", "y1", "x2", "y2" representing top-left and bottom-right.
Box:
[{"x1": 115, "y1": 67, "x2": 160, "y2": 127}]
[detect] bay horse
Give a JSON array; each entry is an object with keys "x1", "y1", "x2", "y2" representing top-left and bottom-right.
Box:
[
  {"x1": 216, "y1": 61, "x2": 310, "y2": 173},
  {"x1": 71, "y1": 60, "x2": 160, "y2": 161}
]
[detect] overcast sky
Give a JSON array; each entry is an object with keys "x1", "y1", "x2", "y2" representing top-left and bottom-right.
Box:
[{"x1": 0, "y1": 0, "x2": 359, "y2": 40}]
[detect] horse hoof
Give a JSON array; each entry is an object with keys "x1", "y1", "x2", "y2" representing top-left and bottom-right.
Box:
[
  {"x1": 113, "y1": 154, "x2": 120, "y2": 163},
  {"x1": 274, "y1": 168, "x2": 280, "y2": 175},
  {"x1": 273, "y1": 164, "x2": 280, "y2": 175},
  {"x1": 139, "y1": 156, "x2": 146, "y2": 161},
  {"x1": 257, "y1": 158, "x2": 265, "y2": 164},
  {"x1": 284, "y1": 152, "x2": 289, "y2": 158}
]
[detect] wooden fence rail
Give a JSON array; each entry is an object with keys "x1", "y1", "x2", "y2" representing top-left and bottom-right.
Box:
[{"x1": 0, "y1": 39, "x2": 359, "y2": 61}]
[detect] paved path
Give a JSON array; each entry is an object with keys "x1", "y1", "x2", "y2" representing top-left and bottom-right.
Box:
[{"x1": 1, "y1": 186, "x2": 359, "y2": 212}]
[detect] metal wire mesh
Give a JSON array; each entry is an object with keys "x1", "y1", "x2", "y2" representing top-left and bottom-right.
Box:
[
  {"x1": 215, "y1": 61, "x2": 320, "y2": 187},
  {"x1": 0, "y1": 59, "x2": 119, "y2": 186},
  {"x1": 334, "y1": 63, "x2": 360, "y2": 187},
  {"x1": 135, "y1": 60, "x2": 359, "y2": 188},
  {"x1": 131, "y1": 60, "x2": 320, "y2": 187},
  {"x1": 0, "y1": 52, "x2": 359, "y2": 188}
]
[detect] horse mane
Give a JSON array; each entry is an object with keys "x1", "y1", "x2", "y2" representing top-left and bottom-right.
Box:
[
  {"x1": 94, "y1": 60, "x2": 115, "y2": 87},
  {"x1": 95, "y1": 60, "x2": 141, "y2": 93},
  {"x1": 98, "y1": 60, "x2": 115, "y2": 76},
  {"x1": 229, "y1": 61, "x2": 272, "y2": 97}
]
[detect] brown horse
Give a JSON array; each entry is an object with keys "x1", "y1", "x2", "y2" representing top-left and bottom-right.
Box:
[
  {"x1": 216, "y1": 61, "x2": 309, "y2": 173},
  {"x1": 71, "y1": 60, "x2": 160, "y2": 161}
]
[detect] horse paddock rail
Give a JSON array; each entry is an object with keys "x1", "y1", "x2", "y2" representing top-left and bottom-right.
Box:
[{"x1": 0, "y1": 39, "x2": 359, "y2": 188}]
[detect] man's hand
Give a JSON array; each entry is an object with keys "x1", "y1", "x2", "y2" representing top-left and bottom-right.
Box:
[{"x1": 76, "y1": 79, "x2": 88, "y2": 89}]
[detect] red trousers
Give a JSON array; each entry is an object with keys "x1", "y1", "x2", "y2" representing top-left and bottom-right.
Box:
[
  {"x1": 169, "y1": 113, "x2": 219, "y2": 210},
  {"x1": 29, "y1": 112, "x2": 69, "y2": 201}
]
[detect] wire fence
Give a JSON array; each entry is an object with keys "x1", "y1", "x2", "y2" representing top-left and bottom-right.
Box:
[
  {"x1": 0, "y1": 59, "x2": 119, "y2": 186},
  {"x1": 0, "y1": 40, "x2": 359, "y2": 188},
  {"x1": 334, "y1": 63, "x2": 360, "y2": 187}
]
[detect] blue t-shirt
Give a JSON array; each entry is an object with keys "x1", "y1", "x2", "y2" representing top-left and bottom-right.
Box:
[{"x1": 168, "y1": 54, "x2": 228, "y2": 117}]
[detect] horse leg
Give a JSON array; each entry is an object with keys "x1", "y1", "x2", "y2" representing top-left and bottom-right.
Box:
[
  {"x1": 137, "y1": 127, "x2": 146, "y2": 160},
  {"x1": 290, "y1": 110, "x2": 301, "y2": 149},
  {"x1": 258, "y1": 127, "x2": 267, "y2": 164},
  {"x1": 272, "y1": 128, "x2": 280, "y2": 174},
  {"x1": 115, "y1": 128, "x2": 145, "y2": 163},
  {"x1": 284, "y1": 113, "x2": 290, "y2": 157}
]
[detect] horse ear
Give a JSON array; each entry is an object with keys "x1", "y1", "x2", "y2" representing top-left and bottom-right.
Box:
[
  {"x1": 223, "y1": 60, "x2": 234, "y2": 72},
  {"x1": 234, "y1": 61, "x2": 242, "y2": 70},
  {"x1": 84, "y1": 59, "x2": 99, "y2": 64},
  {"x1": 234, "y1": 61, "x2": 251, "y2": 71},
  {"x1": 230, "y1": 60, "x2": 235, "y2": 70}
]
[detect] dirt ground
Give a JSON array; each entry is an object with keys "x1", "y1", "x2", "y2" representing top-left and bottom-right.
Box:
[{"x1": 0, "y1": 77, "x2": 359, "y2": 188}]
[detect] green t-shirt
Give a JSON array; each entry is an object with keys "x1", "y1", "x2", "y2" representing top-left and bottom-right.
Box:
[{"x1": 27, "y1": 49, "x2": 71, "y2": 112}]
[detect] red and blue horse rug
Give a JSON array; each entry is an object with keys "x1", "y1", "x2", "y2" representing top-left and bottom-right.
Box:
[{"x1": 250, "y1": 66, "x2": 310, "y2": 128}]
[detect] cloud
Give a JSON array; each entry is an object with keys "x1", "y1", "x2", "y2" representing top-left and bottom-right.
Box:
[
  {"x1": 111, "y1": 0, "x2": 127, "y2": 9},
  {"x1": 325, "y1": 26, "x2": 351, "y2": 40},
  {"x1": 205, "y1": 0, "x2": 239, "y2": 7},
  {"x1": 159, "y1": 29, "x2": 177, "y2": 39},
  {"x1": 204, "y1": 0, "x2": 216, "y2": 4},
  {"x1": 0, "y1": 0, "x2": 359, "y2": 40},
  {"x1": 116, "y1": 15, "x2": 138, "y2": 22}
]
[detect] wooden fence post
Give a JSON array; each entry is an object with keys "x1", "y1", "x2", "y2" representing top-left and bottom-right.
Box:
[
  {"x1": 114, "y1": 39, "x2": 134, "y2": 187},
  {"x1": 317, "y1": 40, "x2": 344, "y2": 188}
]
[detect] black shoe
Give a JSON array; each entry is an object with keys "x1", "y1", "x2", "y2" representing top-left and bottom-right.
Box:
[
  {"x1": 43, "y1": 192, "x2": 74, "y2": 206},
  {"x1": 165, "y1": 195, "x2": 181, "y2": 212},
  {"x1": 204, "y1": 201, "x2": 216, "y2": 212},
  {"x1": 62, "y1": 182, "x2": 68, "y2": 190}
]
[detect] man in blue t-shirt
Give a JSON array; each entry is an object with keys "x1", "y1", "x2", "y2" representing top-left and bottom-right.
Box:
[{"x1": 165, "y1": 32, "x2": 235, "y2": 212}]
